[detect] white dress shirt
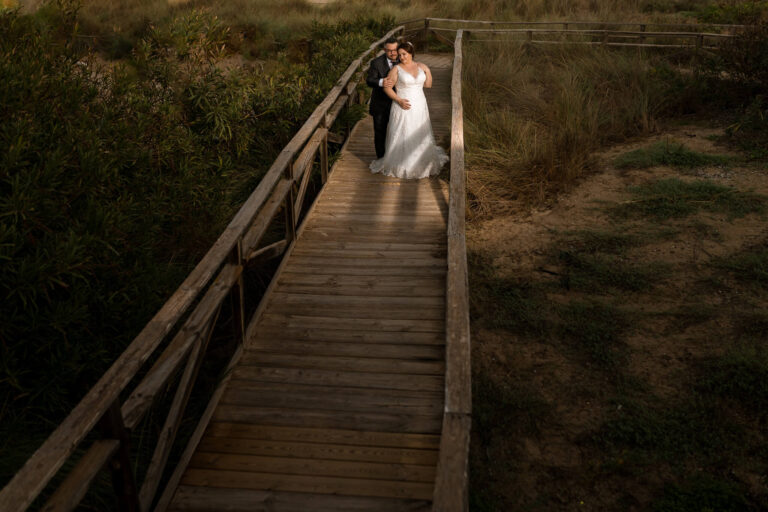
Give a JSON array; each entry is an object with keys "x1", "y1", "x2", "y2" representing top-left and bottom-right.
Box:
[{"x1": 378, "y1": 59, "x2": 396, "y2": 87}]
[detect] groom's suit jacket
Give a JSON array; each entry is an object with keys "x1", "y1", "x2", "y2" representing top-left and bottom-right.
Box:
[{"x1": 366, "y1": 53, "x2": 397, "y2": 116}]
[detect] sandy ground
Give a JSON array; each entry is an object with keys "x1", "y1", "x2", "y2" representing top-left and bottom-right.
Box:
[{"x1": 468, "y1": 124, "x2": 768, "y2": 510}]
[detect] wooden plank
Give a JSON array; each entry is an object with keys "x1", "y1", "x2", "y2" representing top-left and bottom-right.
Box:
[
  {"x1": 274, "y1": 282, "x2": 445, "y2": 297},
  {"x1": 284, "y1": 240, "x2": 447, "y2": 251},
  {"x1": 308, "y1": 212, "x2": 447, "y2": 224},
  {"x1": 154, "y1": 344, "x2": 244, "y2": 512},
  {"x1": 245, "y1": 239, "x2": 287, "y2": 264},
  {"x1": 188, "y1": 453, "x2": 436, "y2": 482},
  {"x1": 249, "y1": 326, "x2": 444, "y2": 345},
  {"x1": 313, "y1": 196, "x2": 448, "y2": 208},
  {"x1": 221, "y1": 383, "x2": 442, "y2": 416},
  {"x1": 204, "y1": 423, "x2": 440, "y2": 449},
  {"x1": 292, "y1": 128, "x2": 326, "y2": 183},
  {"x1": 182, "y1": 469, "x2": 433, "y2": 500},
  {"x1": 286, "y1": 256, "x2": 446, "y2": 268},
  {"x1": 445, "y1": 30, "x2": 472, "y2": 416},
  {"x1": 290, "y1": 248, "x2": 446, "y2": 260},
  {"x1": 239, "y1": 353, "x2": 444, "y2": 375},
  {"x1": 307, "y1": 196, "x2": 448, "y2": 208},
  {"x1": 241, "y1": 178, "x2": 292, "y2": 257},
  {"x1": 269, "y1": 292, "x2": 444, "y2": 306},
  {"x1": 230, "y1": 367, "x2": 444, "y2": 392},
  {"x1": 276, "y1": 273, "x2": 444, "y2": 286},
  {"x1": 195, "y1": 437, "x2": 438, "y2": 465},
  {"x1": 212, "y1": 405, "x2": 441, "y2": 434},
  {"x1": 264, "y1": 303, "x2": 444, "y2": 321},
  {"x1": 257, "y1": 313, "x2": 445, "y2": 332},
  {"x1": 278, "y1": 265, "x2": 446, "y2": 277},
  {"x1": 431, "y1": 31, "x2": 471, "y2": 512},
  {"x1": 40, "y1": 440, "x2": 120, "y2": 512},
  {"x1": 431, "y1": 413, "x2": 471, "y2": 512},
  {"x1": 121, "y1": 264, "x2": 242, "y2": 430},
  {"x1": 169, "y1": 486, "x2": 432, "y2": 511},
  {"x1": 297, "y1": 233, "x2": 447, "y2": 245},
  {"x1": 249, "y1": 338, "x2": 444, "y2": 359}
]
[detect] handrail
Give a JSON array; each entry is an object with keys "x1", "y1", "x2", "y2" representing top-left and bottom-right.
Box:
[
  {"x1": 432, "y1": 28, "x2": 471, "y2": 512},
  {"x1": 423, "y1": 16, "x2": 749, "y2": 30},
  {"x1": 0, "y1": 25, "x2": 404, "y2": 512},
  {"x1": 429, "y1": 27, "x2": 735, "y2": 38}
]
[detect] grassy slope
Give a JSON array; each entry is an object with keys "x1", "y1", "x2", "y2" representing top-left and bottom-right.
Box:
[{"x1": 463, "y1": 2, "x2": 768, "y2": 510}]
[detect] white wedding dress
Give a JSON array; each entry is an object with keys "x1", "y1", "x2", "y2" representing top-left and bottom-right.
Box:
[{"x1": 369, "y1": 65, "x2": 449, "y2": 179}]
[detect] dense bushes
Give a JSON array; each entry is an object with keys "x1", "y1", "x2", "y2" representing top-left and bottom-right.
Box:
[{"x1": 0, "y1": 4, "x2": 392, "y2": 483}]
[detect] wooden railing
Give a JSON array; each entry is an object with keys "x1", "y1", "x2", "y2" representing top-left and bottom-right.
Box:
[
  {"x1": 0, "y1": 25, "x2": 404, "y2": 512},
  {"x1": 431, "y1": 28, "x2": 471, "y2": 512},
  {"x1": 402, "y1": 17, "x2": 743, "y2": 50}
]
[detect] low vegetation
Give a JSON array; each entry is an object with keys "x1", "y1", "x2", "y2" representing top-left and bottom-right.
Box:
[{"x1": 467, "y1": 2, "x2": 768, "y2": 507}]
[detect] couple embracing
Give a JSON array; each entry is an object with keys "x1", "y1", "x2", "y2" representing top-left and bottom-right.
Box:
[{"x1": 366, "y1": 38, "x2": 448, "y2": 179}]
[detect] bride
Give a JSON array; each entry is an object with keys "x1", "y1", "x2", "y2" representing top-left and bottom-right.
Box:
[{"x1": 369, "y1": 42, "x2": 449, "y2": 179}]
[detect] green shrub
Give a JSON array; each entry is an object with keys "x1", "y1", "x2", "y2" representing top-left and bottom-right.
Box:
[
  {"x1": 611, "y1": 179, "x2": 766, "y2": 220},
  {"x1": 614, "y1": 140, "x2": 732, "y2": 169},
  {"x1": 697, "y1": 0, "x2": 768, "y2": 24},
  {"x1": 653, "y1": 475, "x2": 754, "y2": 512},
  {"x1": 697, "y1": 346, "x2": 768, "y2": 412},
  {"x1": 0, "y1": 5, "x2": 395, "y2": 484}
]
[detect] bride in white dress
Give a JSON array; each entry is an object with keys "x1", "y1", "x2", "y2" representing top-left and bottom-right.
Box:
[{"x1": 369, "y1": 42, "x2": 449, "y2": 179}]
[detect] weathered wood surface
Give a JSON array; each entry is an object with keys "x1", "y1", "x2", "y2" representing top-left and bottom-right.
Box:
[
  {"x1": 165, "y1": 53, "x2": 454, "y2": 511},
  {"x1": 432, "y1": 29, "x2": 471, "y2": 512}
]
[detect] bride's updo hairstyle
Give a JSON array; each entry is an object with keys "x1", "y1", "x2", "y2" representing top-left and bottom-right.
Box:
[{"x1": 397, "y1": 41, "x2": 415, "y2": 57}]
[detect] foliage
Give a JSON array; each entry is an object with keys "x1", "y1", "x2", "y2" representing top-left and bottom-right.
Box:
[
  {"x1": 698, "y1": 346, "x2": 768, "y2": 412},
  {"x1": 611, "y1": 178, "x2": 767, "y2": 220},
  {"x1": 716, "y1": 246, "x2": 768, "y2": 288},
  {"x1": 0, "y1": 4, "x2": 394, "y2": 485},
  {"x1": 701, "y1": 22, "x2": 768, "y2": 94},
  {"x1": 652, "y1": 475, "x2": 754, "y2": 512},
  {"x1": 614, "y1": 140, "x2": 733, "y2": 169},
  {"x1": 462, "y1": 43, "x2": 700, "y2": 215},
  {"x1": 696, "y1": 0, "x2": 768, "y2": 24}
]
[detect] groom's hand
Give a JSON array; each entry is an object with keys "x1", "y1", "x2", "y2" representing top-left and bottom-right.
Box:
[{"x1": 382, "y1": 77, "x2": 395, "y2": 88}]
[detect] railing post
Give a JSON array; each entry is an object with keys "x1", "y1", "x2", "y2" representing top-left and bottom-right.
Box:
[
  {"x1": 284, "y1": 164, "x2": 297, "y2": 243},
  {"x1": 320, "y1": 121, "x2": 329, "y2": 184},
  {"x1": 423, "y1": 18, "x2": 430, "y2": 52},
  {"x1": 230, "y1": 240, "x2": 245, "y2": 346},
  {"x1": 100, "y1": 402, "x2": 139, "y2": 512}
]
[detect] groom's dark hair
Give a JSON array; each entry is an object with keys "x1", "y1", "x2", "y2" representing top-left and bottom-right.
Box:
[{"x1": 383, "y1": 36, "x2": 398, "y2": 47}]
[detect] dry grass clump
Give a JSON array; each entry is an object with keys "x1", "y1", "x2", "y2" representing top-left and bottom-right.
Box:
[{"x1": 462, "y1": 42, "x2": 691, "y2": 217}]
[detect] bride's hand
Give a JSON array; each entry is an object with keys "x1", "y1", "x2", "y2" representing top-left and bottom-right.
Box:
[{"x1": 398, "y1": 98, "x2": 411, "y2": 110}]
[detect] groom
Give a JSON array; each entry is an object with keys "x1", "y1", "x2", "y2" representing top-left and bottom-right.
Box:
[{"x1": 366, "y1": 37, "x2": 399, "y2": 159}]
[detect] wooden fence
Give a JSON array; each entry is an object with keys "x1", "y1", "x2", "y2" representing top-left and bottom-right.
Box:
[
  {"x1": 431, "y1": 28, "x2": 471, "y2": 512},
  {"x1": 402, "y1": 17, "x2": 743, "y2": 50},
  {"x1": 0, "y1": 25, "x2": 405, "y2": 512}
]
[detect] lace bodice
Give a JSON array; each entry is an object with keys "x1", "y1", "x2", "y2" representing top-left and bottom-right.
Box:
[{"x1": 395, "y1": 65, "x2": 426, "y2": 96}]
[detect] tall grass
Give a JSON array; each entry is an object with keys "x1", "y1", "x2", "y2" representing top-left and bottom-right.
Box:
[{"x1": 462, "y1": 42, "x2": 694, "y2": 216}]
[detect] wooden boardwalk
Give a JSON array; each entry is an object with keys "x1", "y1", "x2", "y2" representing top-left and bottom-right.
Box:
[{"x1": 166, "y1": 53, "x2": 454, "y2": 511}]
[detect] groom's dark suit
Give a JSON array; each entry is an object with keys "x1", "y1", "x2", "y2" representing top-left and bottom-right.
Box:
[{"x1": 366, "y1": 53, "x2": 397, "y2": 159}]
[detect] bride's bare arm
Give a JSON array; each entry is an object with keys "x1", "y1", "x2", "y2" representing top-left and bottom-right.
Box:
[
  {"x1": 383, "y1": 67, "x2": 411, "y2": 110},
  {"x1": 419, "y1": 63, "x2": 433, "y2": 88}
]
